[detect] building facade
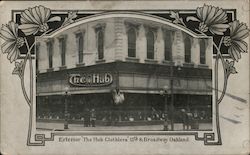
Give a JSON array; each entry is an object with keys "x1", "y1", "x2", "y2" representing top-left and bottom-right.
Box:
[{"x1": 36, "y1": 12, "x2": 213, "y2": 129}]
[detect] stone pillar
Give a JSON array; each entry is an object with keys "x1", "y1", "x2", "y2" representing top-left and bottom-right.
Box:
[
  {"x1": 114, "y1": 18, "x2": 124, "y2": 61},
  {"x1": 191, "y1": 38, "x2": 200, "y2": 66},
  {"x1": 156, "y1": 28, "x2": 164, "y2": 62},
  {"x1": 138, "y1": 25, "x2": 147, "y2": 63},
  {"x1": 206, "y1": 39, "x2": 213, "y2": 68},
  {"x1": 172, "y1": 30, "x2": 184, "y2": 66}
]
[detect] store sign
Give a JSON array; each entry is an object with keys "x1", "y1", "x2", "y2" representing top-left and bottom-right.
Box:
[{"x1": 69, "y1": 73, "x2": 113, "y2": 87}]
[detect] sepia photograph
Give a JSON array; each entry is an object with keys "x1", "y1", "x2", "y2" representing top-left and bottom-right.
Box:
[{"x1": 35, "y1": 12, "x2": 213, "y2": 131}]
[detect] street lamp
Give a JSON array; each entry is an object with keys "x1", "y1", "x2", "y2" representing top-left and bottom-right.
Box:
[
  {"x1": 160, "y1": 85, "x2": 169, "y2": 131},
  {"x1": 64, "y1": 86, "x2": 69, "y2": 129}
]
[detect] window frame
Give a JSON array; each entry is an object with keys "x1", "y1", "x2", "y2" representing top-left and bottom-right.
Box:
[
  {"x1": 164, "y1": 31, "x2": 173, "y2": 61},
  {"x1": 127, "y1": 27, "x2": 137, "y2": 58},
  {"x1": 97, "y1": 30, "x2": 104, "y2": 60},
  {"x1": 58, "y1": 37, "x2": 66, "y2": 66},
  {"x1": 75, "y1": 32, "x2": 84, "y2": 64},
  {"x1": 47, "y1": 41, "x2": 53, "y2": 69},
  {"x1": 146, "y1": 30, "x2": 155, "y2": 60},
  {"x1": 184, "y1": 36, "x2": 192, "y2": 63},
  {"x1": 200, "y1": 39, "x2": 206, "y2": 64},
  {"x1": 94, "y1": 23, "x2": 106, "y2": 61},
  {"x1": 36, "y1": 42, "x2": 40, "y2": 72}
]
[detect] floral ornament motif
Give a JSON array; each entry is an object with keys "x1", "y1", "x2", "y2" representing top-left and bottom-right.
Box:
[
  {"x1": 225, "y1": 60, "x2": 237, "y2": 76},
  {"x1": 0, "y1": 21, "x2": 24, "y2": 63},
  {"x1": 223, "y1": 20, "x2": 250, "y2": 62},
  {"x1": 62, "y1": 11, "x2": 78, "y2": 27},
  {"x1": 186, "y1": 4, "x2": 229, "y2": 35},
  {"x1": 12, "y1": 61, "x2": 24, "y2": 77},
  {"x1": 18, "y1": 5, "x2": 61, "y2": 35},
  {"x1": 169, "y1": 11, "x2": 186, "y2": 27}
]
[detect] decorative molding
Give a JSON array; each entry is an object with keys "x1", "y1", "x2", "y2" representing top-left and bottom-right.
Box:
[
  {"x1": 125, "y1": 57, "x2": 140, "y2": 63},
  {"x1": 93, "y1": 23, "x2": 106, "y2": 33},
  {"x1": 144, "y1": 59, "x2": 158, "y2": 64},
  {"x1": 95, "y1": 59, "x2": 106, "y2": 64},
  {"x1": 45, "y1": 38, "x2": 54, "y2": 44},
  {"x1": 124, "y1": 20, "x2": 141, "y2": 36},
  {"x1": 56, "y1": 34, "x2": 68, "y2": 40},
  {"x1": 74, "y1": 29, "x2": 86, "y2": 36},
  {"x1": 183, "y1": 62, "x2": 195, "y2": 68},
  {"x1": 75, "y1": 63, "x2": 85, "y2": 67},
  {"x1": 161, "y1": 28, "x2": 175, "y2": 41},
  {"x1": 144, "y1": 24, "x2": 159, "y2": 40},
  {"x1": 162, "y1": 60, "x2": 175, "y2": 66},
  {"x1": 59, "y1": 66, "x2": 67, "y2": 70},
  {"x1": 198, "y1": 64, "x2": 209, "y2": 69}
]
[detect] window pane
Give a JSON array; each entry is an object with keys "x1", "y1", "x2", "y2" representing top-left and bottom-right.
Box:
[
  {"x1": 59, "y1": 38, "x2": 66, "y2": 66},
  {"x1": 98, "y1": 31, "x2": 104, "y2": 60},
  {"x1": 200, "y1": 39, "x2": 206, "y2": 64},
  {"x1": 36, "y1": 45, "x2": 39, "y2": 71},
  {"x1": 128, "y1": 28, "x2": 136, "y2": 57},
  {"x1": 77, "y1": 34, "x2": 83, "y2": 63},
  {"x1": 185, "y1": 37, "x2": 191, "y2": 63},
  {"x1": 147, "y1": 31, "x2": 154, "y2": 59},
  {"x1": 164, "y1": 31, "x2": 172, "y2": 61},
  {"x1": 47, "y1": 42, "x2": 53, "y2": 68}
]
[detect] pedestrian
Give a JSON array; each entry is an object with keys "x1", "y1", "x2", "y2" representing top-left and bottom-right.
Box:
[
  {"x1": 90, "y1": 109, "x2": 96, "y2": 127},
  {"x1": 181, "y1": 109, "x2": 188, "y2": 130},
  {"x1": 163, "y1": 113, "x2": 168, "y2": 131},
  {"x1": 84, "y1": 108, "x2": 90, "y2": 127},
  {"x1": 186, "y1": 112, "x2": 193, "y2": 130}
]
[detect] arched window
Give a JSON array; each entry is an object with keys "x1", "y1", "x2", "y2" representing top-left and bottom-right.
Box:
[
  {"x1": 184, "y1": 37, "x2": 191, "y2": 63},
  {"x1": 128, "y1": 28, "x2": 136, "y2": 57},
  {"x1": 146, "y1": 31, "x2": 155, "y2": 59},
  {"x1": 59, "y1": 37, "x2": 66, "y2": 66},
  {"x1": 164, "y1": 31, "x2": 172, "y2": 61},
  {"x1": 97, "y1": 30, "x2": 104, "y2": 60},
  {"x1": 200, "y1": 39, "x2": 206, "y2": 64},
  {"x1": 76, "y1": 33, "x2": 84, "y2": 63}
]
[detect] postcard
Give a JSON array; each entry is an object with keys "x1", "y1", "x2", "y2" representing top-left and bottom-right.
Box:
[{"x1": 0, "y1": 0, "x2": 249, "y2": 155}]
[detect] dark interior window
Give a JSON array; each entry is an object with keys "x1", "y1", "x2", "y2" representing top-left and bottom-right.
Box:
[
  {"x1": 146, "y1": 31, "x2": 154, "y2": 59},
  {"x1": 97, "y1": 31, "x2": 104, "y2": 60},
  {"x1": 76, "y1": 33, "x2": 84, "y2": 63},
  {"x1": 164, "y1": 31, "x2": 172, "y2": 61},
  {"x1": 59, "y1": 38, "x2": 66, "y2": 66},
  {"x1": 200, "y1": 39, "x2": 206, "y2": 64},
  {"x1": 128, "y1": 28, "x2": 136, "y2": 57},
  {"x1": 184, "y1": 37, "x2": 191, "y2": 63}
]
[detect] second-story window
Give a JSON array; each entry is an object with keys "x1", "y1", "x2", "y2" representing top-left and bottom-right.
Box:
[
  {"x1": 76, "y1": 33, "x2": 84, "y2": 63},
  {"x1": 146, "y1": 30, "x2": 155, "y2": 59},
  {"x1": 200, "y1": 39, "x2": 206, "y2": 64},
  {"x1": 59, "y1": 37, "x2": 66, "y2": 66},
  {"x1": 184, "y1": 37, "x2": 191, "y2": 63},
  {"x1": 164, "y1": 31, "x2": 173, "y2": 61},
  {"x1": 47, "y1": 41, "x2": 53, "y2": 69},
  {"x1": 128, "y1": 28, "x2": 136, "y2": 57},
  {"x1": 94, "y1": 23, "x2": 106, "y2": 60},
  {"x1": 97, "y1": 30, "x2": 104, "y2": 60}
]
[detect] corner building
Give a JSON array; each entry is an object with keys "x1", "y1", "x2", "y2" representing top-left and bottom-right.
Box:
[{"x1": 36, "y1": 12, "x2": 213, "y2": 126}]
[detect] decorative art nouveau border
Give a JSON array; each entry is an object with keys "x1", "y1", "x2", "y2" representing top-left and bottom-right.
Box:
[{"x1": 0, "y1": 4, "x2": 249, "y2": 146}]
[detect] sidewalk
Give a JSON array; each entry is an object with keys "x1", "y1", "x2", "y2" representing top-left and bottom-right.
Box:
[{"x1": 36, "y1": 122, "x2": 212, "y2": 131}]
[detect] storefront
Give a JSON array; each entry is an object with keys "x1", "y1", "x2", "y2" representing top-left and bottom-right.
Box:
[{"x1": 36, "y1": 61, "x2": 212, "y2": 126}]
